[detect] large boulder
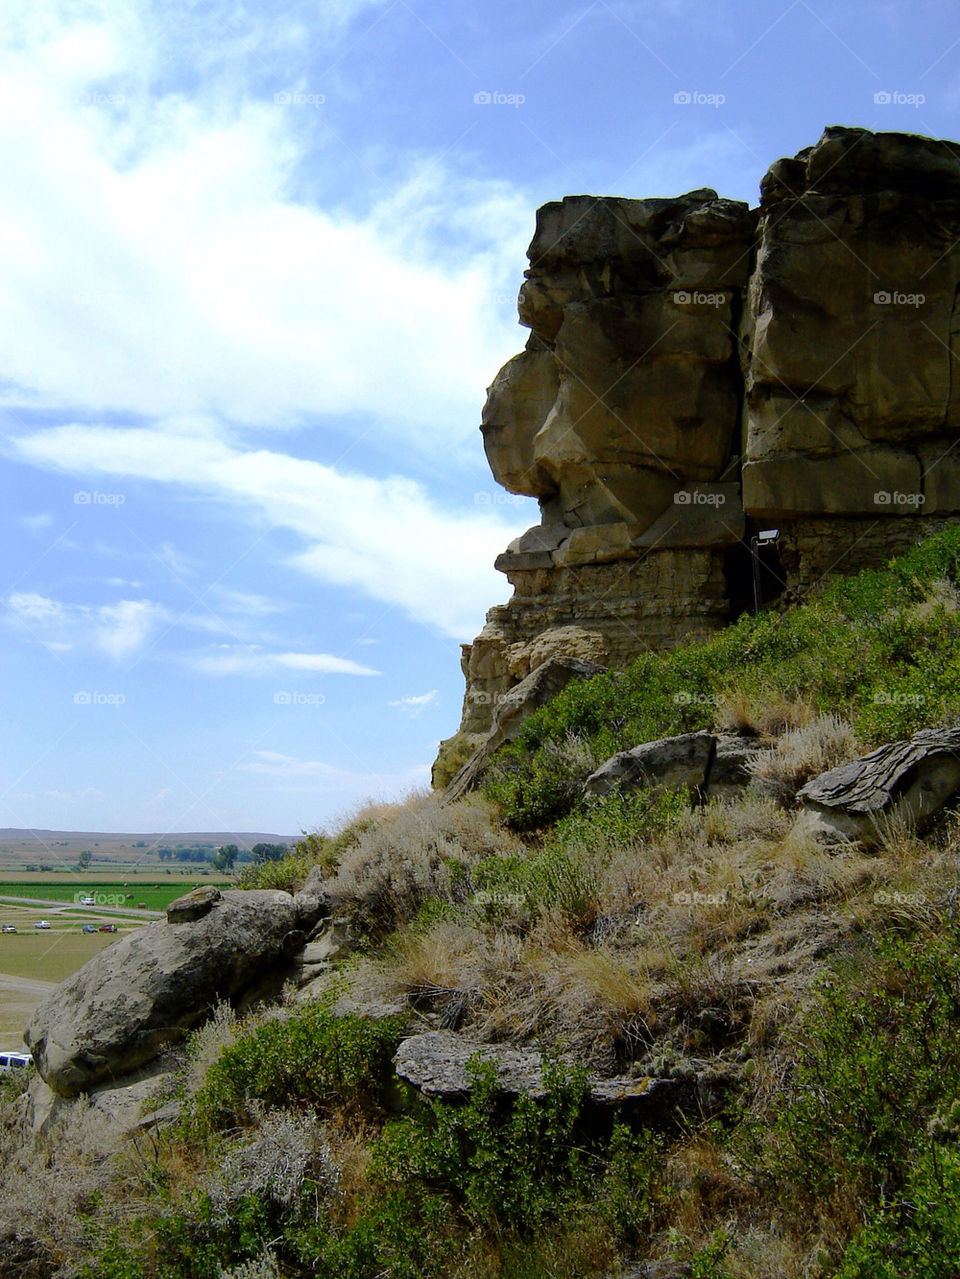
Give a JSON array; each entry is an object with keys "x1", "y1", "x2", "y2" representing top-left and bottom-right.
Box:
[
  {"x1": 796, "y1": 726, "x2": 960, "y2": 845},
  {"x1": 25, "y1": 889, "x2": 325, "y2": 1096},
  {"x1": 585, "y1": 731, "x2": 716, "y2": 798}
]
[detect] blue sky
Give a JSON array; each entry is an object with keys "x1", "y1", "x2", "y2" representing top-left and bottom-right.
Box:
[{"x1": 2, "y1": 0, "x2": 958, "y2": 836}]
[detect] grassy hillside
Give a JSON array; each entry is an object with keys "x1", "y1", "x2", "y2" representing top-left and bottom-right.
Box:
[{"x1": 6, "y1": 527, "x2": 960, "y2": 1278}]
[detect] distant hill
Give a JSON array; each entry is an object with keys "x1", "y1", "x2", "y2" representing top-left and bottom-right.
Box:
[{"x1": 0, "y1": 829, "x2": 297, "y2": 867}]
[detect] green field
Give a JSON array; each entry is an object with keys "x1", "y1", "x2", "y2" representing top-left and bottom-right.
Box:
[
  {"x1": 0, "y1": 875, "x2": 232, "y2": 912},
  {"x1": 0, "y1": 928, "x2": 126, "y2": 983}
]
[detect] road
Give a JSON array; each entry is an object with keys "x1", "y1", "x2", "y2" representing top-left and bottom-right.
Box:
[
  {"x1": 0, "y1": 894, "x2": 162, "y2": 920},
  {"x1": 0, "y1": 971, "x2": 56, "y2": 1051}
]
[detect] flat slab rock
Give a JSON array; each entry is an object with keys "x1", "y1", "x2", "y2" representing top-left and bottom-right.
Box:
[
  {"x1": 25, "y1": 889, "x2": 325, "y2": 1097},
  {"x1": 394, "y1": 1031, "x2": 674, "y2": 1109},
  {"x1": 797, "y1": 726, "x2": 960, "y2": 843}
]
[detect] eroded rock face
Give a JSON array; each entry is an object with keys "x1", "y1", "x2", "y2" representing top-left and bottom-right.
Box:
[
  {"x1": 436, "y1": 127, "x2": 960, "y2": 778},
  {"x1": 25, "y1": 890, "x2": 325, "y2": 1097}
]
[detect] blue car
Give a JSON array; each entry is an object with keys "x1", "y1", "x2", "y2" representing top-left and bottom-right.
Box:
[{"x1": 81, "y1": 923, "x2": 98, "y2": 933}]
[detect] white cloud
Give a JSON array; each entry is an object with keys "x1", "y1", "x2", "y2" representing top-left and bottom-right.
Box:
[
  {"x1": 96, "y1": 598, "x2": 165, "y2": 659},
  {"x1": 389, "y1": 689, "x2": 439, "y2": 716},
  {"x1": 237, "y1": 749, "x2": 430, "y2": 800},
  {"x1": 6, "y1": 590, "x2": 166, "y2": 659},
  {"x1": 0, "y1": 0, "x2": 530, "y2": 447},
  {"x1": 186, "y1": 645, "x2": 379, "y2": 677},
  {"x1": 12, "y1": 423, "x2": 530, "y2": 637},
  {"x1": 21, "y1": 513, "x2": 53, "y2": 537}
]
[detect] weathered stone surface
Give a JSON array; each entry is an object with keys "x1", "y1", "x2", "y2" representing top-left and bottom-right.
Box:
[
  {"x1": 166, "y1": 884, "x2": 222, "y2": 922},
  {"x1": 21, "y1": 1061, "x2": 178, "y2": 1140},
  {"x1": 395, "y1": 1031, "x2": 676, "y2": 1111},
  {"x1": 707, "y1": 735, "x2": 756, "y2": 796},
  {"x1": 435, "y1": 128, "x2": 960, "y2": 780},
  {"x1": 443, "y1": 656, "x2": 606, "y2": 801},
  {"x1": 797, "y1": 726, "x2": 960, "y2": 844},
  {"x1": 585, "y1": 731, "x2": 716, "y2": 798},
  {"x1": 25, "y1": 890, "x2": 326, "y2": 1096}
]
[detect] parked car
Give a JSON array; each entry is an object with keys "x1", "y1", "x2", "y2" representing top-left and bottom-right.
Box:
[
  {"x1": 1, "y1": 924, "x2": 17, "y2": 934},
  {"x1": 34, "y1": 920, "x2": 51, "y2": 930},
  {"x1": 98, "y1": 923, "x2": 118, "y2": 933},
  {"x1": 0, "y1": 1052, "x2": 31, "y2": 1072},
  {"x1": 81, "y1": 923, "x2": 98, "y2": 934}
]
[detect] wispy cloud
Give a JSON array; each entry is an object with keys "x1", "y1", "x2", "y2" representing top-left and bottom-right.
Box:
[
  {"x1": 388, "y1": 689, "x2": 438, "y2": 716},
  {"x1": 185, "y1": 646, "x2": 379, "y2": 677},
  {"x1": 12, "y1": 423, "x2": 531, "y2": 637}
]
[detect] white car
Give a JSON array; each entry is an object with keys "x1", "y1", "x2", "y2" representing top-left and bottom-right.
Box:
[
  {"x1": 34, "y1": 920, "x2": 51, "y2": 930},
  {"x1": 0, "y1": 1051, "x2": 32, "y2": 1072},
  {"x1": 79, "y1": 896, "x2": 96, "y2": 907}
]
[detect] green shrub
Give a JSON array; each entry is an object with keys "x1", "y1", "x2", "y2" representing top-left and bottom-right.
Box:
[
  {"x1": 189, "y1": 1005, "x2": 407, "y2": 1132},
  {"x1": 838, "y1": 1145, "x2": 960, "y2": 1277},
  {"x1": 763, "y1": 921, "x2": 960, "y2": 1207},
  {"x1": 374, "y1": 1053, "x2": 591, "y2": 1232},
  {"x1": 485, "y1": 526, "x2": 960, "y2": 828}
]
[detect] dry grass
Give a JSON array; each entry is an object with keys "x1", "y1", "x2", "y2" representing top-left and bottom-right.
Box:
[
  {"x1": 324, "y1": 792, "x2": 523, "y2": 935},
  {"x1": 716, "y1": 691, "x2": 818, "y2": 737},
  {"x1": 746, "y1": 714, "x2": 861, "y2": 806}
]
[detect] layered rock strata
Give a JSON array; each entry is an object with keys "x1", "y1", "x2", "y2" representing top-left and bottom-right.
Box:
[{"x1": 437, "y1": 127, "x2": 960, "y2": 779}]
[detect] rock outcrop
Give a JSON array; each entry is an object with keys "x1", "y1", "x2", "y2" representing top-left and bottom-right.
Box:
[
  {"x1": 797, "y1": 726, "x2": 960, "y2": 844},
  {"x1": 436, "y1": 127, "x2": 960, "y2": 779},
  {"x1": 25, "y1": 889, "x2": 326, "y2": 1096},
  {"x1": 394, "y1": 1030, "x2": 682, "y2": 1112}
]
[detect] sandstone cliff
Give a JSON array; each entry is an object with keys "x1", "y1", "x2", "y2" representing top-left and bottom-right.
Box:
[{"x1": 436, "y1": 126, "x2": 960, "y2": 780}]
